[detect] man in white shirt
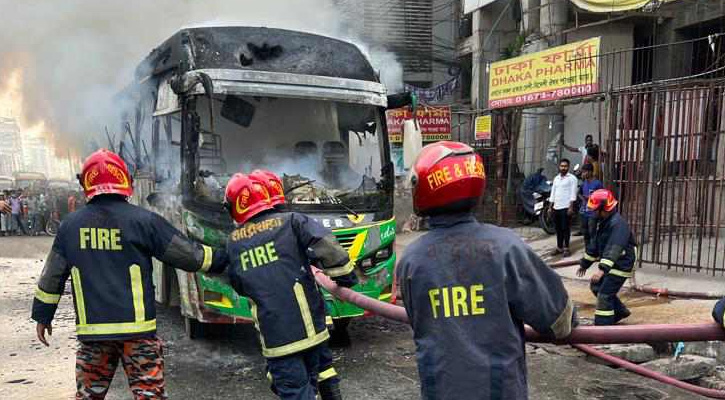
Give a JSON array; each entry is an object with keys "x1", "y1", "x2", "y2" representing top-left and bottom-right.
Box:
[{"x1": 549, "y1": 158, "x2": 578, "y2": 256}]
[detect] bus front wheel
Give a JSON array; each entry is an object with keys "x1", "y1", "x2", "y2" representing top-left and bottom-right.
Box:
[
  {"x1": 329, "y1": 318, "x2": 351, "y2": 348},
  {"x1": 184, "y1": 317, "x2": 206, "y2": 340}
]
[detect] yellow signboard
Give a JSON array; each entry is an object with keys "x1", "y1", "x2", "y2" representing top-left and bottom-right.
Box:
[
  {"x1": 474, "y1": 115, "x2": 492, "y2": 141},
  {"x1": 488, "y1": 37, "x2": 601, "y2": 109},
  {"x1": 570, "y1": 0, "x2": 676, "y2": 13}
]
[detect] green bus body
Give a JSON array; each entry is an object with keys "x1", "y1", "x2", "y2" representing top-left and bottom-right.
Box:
[{"x1": 185, "y1": 211, "x2": 396, "y2": 320}]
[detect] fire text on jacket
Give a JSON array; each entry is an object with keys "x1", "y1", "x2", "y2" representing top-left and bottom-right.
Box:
[
  {"x1": 428, "y1": 284, "x2": 486, "y2": 319},
  {"x1": 240, "y1": 241, "x2": 279, "y2": 271},
  {"x1": 79, "y1": 228, "x2": 123, "y2": 251}
]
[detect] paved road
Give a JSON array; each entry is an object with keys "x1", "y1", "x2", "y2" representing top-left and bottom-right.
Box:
[{"x1": 0, "y1": 235, "x2": 707, "y2": 399}]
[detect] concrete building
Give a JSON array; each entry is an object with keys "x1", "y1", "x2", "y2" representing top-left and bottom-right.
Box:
[
  {"x1": 336, "y1": 0, "x2": 460, "y2": 99},
  {"x1": 458, "y1": 0, "x2": 725, "y2": 175},
  {"x1": 455, "y1": 0, "x2": 725, "y2": 275},
  {"x1": 20, "y1": 136, "x2": 50, "y2": 176},
  {"x1": 0, "y1": 117, "x2": 23, "y2": 176}
]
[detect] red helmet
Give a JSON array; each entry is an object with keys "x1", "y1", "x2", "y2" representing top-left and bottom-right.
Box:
[
  {"x1": 224, "y1": 173, "x2": 273, "y2": 224},
  {"x1": 250, "y1": 169, "x2": 285, "y2": 207},
  {"x1": 79, "y1": 149, "x2": 133, "y2": 200},
  {"x1": 411, "y1": 141, "x2": 486, "y2": 215},
  {"x1": 587, "y1": 189, "x2": 618, "y2": 212}
]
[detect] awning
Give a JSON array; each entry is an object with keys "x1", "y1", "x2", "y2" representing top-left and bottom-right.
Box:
[{"x1": 570, "y1": 0, "x2": 677, "y2": 13}]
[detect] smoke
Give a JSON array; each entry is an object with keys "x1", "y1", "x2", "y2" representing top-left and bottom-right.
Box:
[{"x1": 0, "y1": 0, "x2": 404, "y2": 153}]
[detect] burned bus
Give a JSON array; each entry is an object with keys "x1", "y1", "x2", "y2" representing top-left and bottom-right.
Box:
[
  {"x1": 13, "y1": 171, "x2": 47, "y2": 193},
  {"x1": 0, "y1": 176, "x2": 13, "y2": 192},
  {"x1": 118, "y1": 27, "x2": 396, "y2": 338}
]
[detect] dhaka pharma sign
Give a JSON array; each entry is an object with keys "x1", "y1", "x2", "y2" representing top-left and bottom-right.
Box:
[{"x1": 488, "y1": 37, "x2": 601, "y2": 109}]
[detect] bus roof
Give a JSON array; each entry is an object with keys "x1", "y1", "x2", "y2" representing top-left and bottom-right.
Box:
[
  {"x1": 13, "y1": 171, "x2": 47, "y2": 180},
  {"x1": 136, "y1": 26, "x2": 377, "y2": 83}
]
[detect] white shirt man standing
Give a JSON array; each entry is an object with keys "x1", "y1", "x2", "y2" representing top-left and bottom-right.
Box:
[{"x1": 549, "y1": 158, "x2": 578, "y2": 256}]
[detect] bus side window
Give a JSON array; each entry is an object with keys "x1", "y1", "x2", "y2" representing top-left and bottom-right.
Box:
[{"x1": 154, "y1": 114, "x2": 181, "y2": 188}]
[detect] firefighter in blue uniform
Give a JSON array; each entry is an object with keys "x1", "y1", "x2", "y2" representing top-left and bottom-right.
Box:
[
  {"x1": 224, "y1": 171, "x2": 358, "y2": 400},
  {"x1": 397, "y1": 141, "x2": 575, "y2": 400},
  {"x1": 31, "y1": 149, "x2": 227, "y2": 399},
  {"x1": 577, "y1": 189, "x2": 636, "y2": 325},
  {"x1": 713, "y1": 298, "x2": 725, "y2": 327},
  {"x1": 250, "y1": 170, "x2": 344, "y2": 400}
]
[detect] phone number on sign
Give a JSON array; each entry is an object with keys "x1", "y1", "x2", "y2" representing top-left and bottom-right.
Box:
[{"x1": 491, "y1": 84, "x2": 597, "y2": 108}]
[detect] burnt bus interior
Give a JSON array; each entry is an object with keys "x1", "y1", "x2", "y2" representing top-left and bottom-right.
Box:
[{"x1": 118, "y1": 27, "x2": 394, "y2": 223}]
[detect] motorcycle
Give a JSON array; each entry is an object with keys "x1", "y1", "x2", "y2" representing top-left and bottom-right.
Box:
[
  {"x1": 45, "y1": 210, "x2": 61, "y2": 236},
  {"x1": 519, "y1": 169, "x2": 556, "y2": 234}
]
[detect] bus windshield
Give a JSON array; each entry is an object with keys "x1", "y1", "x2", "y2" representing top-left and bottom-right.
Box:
[{"x1": 191, "y1": 95, "x2": 390, "y2": 213}]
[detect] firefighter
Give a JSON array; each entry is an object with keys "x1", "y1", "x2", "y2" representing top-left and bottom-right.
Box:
[
  {"x1": 224, "y1": 172, "x2": 358, "y2": 400},
  {"x1": 397, "y1": 141, "x2": 575, "y2": 400},
  {"x1": 713, "y1": 297, "x2": 725, "y2": 328},
  {"x1": 577, "y1": 189, "x2": 636, "y2": 325},
  {"x1": 250, "y1": 169, "x2": 344, "y2": 400},
  {"x1": 31, "y1": 149, "x2": 227, "y2": 400}
]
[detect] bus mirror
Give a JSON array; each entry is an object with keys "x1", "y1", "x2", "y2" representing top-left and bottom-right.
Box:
[
  {"x1": 146, "y1": 192, "x2": 175, "y2": 208},
  {"x1": 387, "y1": 92, "x2": 413, "y2": 110},
  {"x1": 221, "y1": 96, "x2": 255, "y2": 127}
]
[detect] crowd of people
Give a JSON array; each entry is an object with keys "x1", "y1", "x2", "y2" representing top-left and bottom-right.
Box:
[{"x1": 0, "y1": 189, "x2": 84, "y2": 236}]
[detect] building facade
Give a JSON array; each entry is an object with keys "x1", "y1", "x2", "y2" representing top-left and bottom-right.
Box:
[{"x1": 0, "y1": 117, "x2": 23, "y2": 177}]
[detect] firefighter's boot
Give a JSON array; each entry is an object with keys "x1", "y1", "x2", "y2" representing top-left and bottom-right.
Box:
[
  {"x1": 614, "y1": 307, "x2": 631, "y2": 324},
  {"x1": 318, "y1": 380, "x2": 343, "y2": 400}
]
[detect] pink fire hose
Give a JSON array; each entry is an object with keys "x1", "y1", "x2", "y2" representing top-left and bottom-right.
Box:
[
  {"x1": 315, "y1": 269, "x2": 725, "y2": 398},
  {"x1": 548, "y1": 258, "x2": 724, "y2": 299},
  {"x1": 314, "y1": 269, "x2": 725, "y2": 343},
  {"x1": 573, "y1": 344, "x2": 725, "y2": 399}
]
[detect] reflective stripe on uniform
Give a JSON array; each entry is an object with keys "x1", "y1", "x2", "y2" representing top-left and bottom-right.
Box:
[
  {"x1": 294, "y1": 283, "x2": 317, "y2": 338},
  {"x1": 319, "y1": 367, "x2": 338, "y2": 382},
  {"x1": 70, "y1": 267, "x2": 87, "y2": 325},
  {"x1": 262, "y1": 329, "x2": 330, "y2": 358},
  {"x1": 324, "y1": 260, "x2": 355, "y2": 278},
  {"x1": 583, "y1": 253, "x2": 598, "y2": 262},
  {"x1": 200, "y1": 245, "x2": 213, "y2": 272},
  {"x1": 600, "y1": 259, "x2": 615, "y2": 267},
  {"x1": 608, "y1": 269, "x2": 633, "y2": 278},
  {"x1": 594, "y1": 309, "x2": 615, "y2": 316},
  {"x1": 261, "y1": 283, "x2": 331, "y2": 358},
  {"x1": 129, "y1": 264, "x2": 145, "y2": 322},
  {"x1": 550, "y1": 299, "x2": 574, "y2": 340},
  {"x1": 249, "y1": 299, "x2": 267, "y2": 349},
  {"x1": 35, "y1": 287, "x2": 61, "y2": 304},
  {"x1": 76, "y1": 319, "x2": 156, "y2": 336}
]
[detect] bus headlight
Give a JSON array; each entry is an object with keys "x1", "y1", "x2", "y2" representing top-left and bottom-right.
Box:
[
  {"x1": 375, "y1": 246, "x2": 391, "y2": 261},
  {"x1": 358, "y1": 245, "x2": 393, "y2": 274}
]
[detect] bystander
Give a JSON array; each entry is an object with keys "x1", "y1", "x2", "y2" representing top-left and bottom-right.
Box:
[
  {"x1": 549, "y1": 159, "x2": 578, "y2": 256},
  {"x1": 9, "y1": 191, "x2": 28, "y2": 236},
  {"x1": 0, "y1": 192, "x2": 9, "y2": 236}
]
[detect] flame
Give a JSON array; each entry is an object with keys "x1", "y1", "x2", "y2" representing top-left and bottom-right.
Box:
[
  {"x1": 0, "y1": 67, "x2": 77, "y2": 178},
  {"x1": 0, "y1": 69, "x2": 23, "y2": 119}
]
